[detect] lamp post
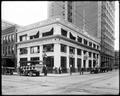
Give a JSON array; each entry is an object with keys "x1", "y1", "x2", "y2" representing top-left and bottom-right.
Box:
[{"x1": 42, "y1": 49, "x2": 47, "y2": 66}]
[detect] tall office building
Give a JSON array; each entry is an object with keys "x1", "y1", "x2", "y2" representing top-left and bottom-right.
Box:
[{"x1": 48, "y1": 1, "x2": 115, "y2": 68}]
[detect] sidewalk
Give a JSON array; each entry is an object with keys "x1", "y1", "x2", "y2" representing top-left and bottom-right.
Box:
[
  {"x1": 12, "y1": 71, "x2": 91, "y2": 77},
  {"x1": 47, "y1": 72, "x2": 91, "y2": 77}
]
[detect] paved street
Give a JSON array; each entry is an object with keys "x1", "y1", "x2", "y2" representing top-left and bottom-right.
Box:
[{"x1": 2, "y1": 69, "x2": 119, "y2": 95}]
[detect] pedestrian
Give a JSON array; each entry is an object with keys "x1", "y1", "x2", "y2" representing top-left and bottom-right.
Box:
[
  {"x1": 81, "y1": 67, "x2": 84, "y2": 75},
  {"x1": 43, "y1": 65, "x2": 47, "y2": 76},
  {"x1": 70, "y1": 64, "x2": 72, "y2": 75},
  {"x1": 59, "y1": 67, "x2": 62, "y2": 74},
  {"x1": 79, "y1": 67, "x2": 82, "y2": 75},
  {"x1": 44, "y1": 65, "x2": 47, "y2": 76}
]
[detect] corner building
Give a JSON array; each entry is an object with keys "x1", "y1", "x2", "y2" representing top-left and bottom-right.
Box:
[
  {"x1": 16, "y1": 18, "x2": 100, "y2": 73},
  {"x1": 48, "y1": 1, "x2": 115, "y2": 68}
]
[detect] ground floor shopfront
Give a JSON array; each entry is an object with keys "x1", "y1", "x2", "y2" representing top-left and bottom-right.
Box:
[
  {"x1": 101, "y1": 53, "x2": 114, "y2": 68},
  {"x1": 2, "y1": 57, "x2": 16, "y2": 74},
  {"x1": 17, "y1": 37, "x2": 100, "y2": 73}
]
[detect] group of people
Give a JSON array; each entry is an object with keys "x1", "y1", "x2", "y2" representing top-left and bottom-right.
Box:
[{"x1": 69, "y1": 64, "x2": 84, "y2": 75}]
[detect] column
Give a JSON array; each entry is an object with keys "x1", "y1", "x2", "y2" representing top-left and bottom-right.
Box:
[
  {"x1": 91, "y1": 52, "x2": 93, "y2": 68},
  {"x1": 86, "y1": 51, "x2": 89, "y2": 68},
  {"x1": 98, "y1": 53, "x2": 100, "y2": 67},
  {"x1": 75, "y1": 48, "x2": 77, "y2": 72},
  {"x1": 40, "y1": 45, "x2": 43, "y2": 62},
  {"x1": 54, "y1": 43, "x2": 60, "y2": 68},
  {"x1": 17, "y1": 47, "x2": 20, "y2": 67},
  {"x1": 67, "y1": 46, "x2": 69, "y2": 72},
  {"x1": 27, "y1": 47, "x2": 30, "y2": 61},
  {"x1": 81, "y1": 50, "x2": 84, "y2": 68}
]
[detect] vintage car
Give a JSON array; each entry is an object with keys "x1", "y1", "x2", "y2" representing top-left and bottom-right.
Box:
[{"x1": 19, "y1": 60, "x2": 43, "y2": 76}]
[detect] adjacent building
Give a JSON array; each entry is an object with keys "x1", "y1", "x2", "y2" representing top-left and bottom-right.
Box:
[
  {"x1": 48, "y1": 1, "x2": 115, "y2": 68},
  {"x1": 16, "y1": 18, "x2": 100, "y2": 73},
  {"x1": 114, "y1": 51, "x2": 119, "y2": 69},
  {"x1": 1, "y1": 20, "x2": 20, "y2": 73}
]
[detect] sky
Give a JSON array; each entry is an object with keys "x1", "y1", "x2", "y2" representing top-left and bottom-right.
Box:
[{"x1": 1, "y1": 1, "x2": 119, "y2": 51}]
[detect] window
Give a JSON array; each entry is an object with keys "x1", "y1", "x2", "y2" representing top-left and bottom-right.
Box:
[
  {"x1": 77, "y1": 58, "x2": 81, "y2": 70},
  {"x1": 89, "y1": 52, "x2": 92, "y2": 57},
  {"x1": 20, "y1": 47, "x2": 28, "y2": 55},
  {"x1": 43, "y1": 44, "x2": 54, "y2": 52},
  {"x1": 69, "y1": 46, "x2": 75, "y2": 54},
  {"x1": 84, "y1": 39, "x2": 88, "y2": 45},
  {"x1": 42, "y1": 28, "x2": 53, "y2": 37},
  {"x1": 45, "y1": 56, "x2": 54, "y2": 72},
  {"x1": 8, "y1": 46, "x2": 10, "y2": 54},
  {"x1": 93, "y1": 44, "x2": 96, "y2": 49},
  {"x1": 12, "y1": 34, "x2": 14, "y2": 41},
  {"x1": 11, "y1": 45, "x2": 14, "y2": 54},
  {"x1": 83, "y1": 50, "x2": 87, "y2": 55},
  {"x1": 61, "y1": 44, "x2": 67, "y2": 53},
  {"x1": 8, "y1": 35, "x2": 10, "y2": 42},
  {"x1": 89, "y1": 42, "x2": 92, "y2": 47},
  {"x1": 61, "y1": 28, "x2": 67, "y2": 37},
  {"x1": 77, "y1": 36, "x2": 82, "y2": 43},
  {"x1": 61, "y1": 56, "x2": 67, "y2": 73},
  {"x1": 93, "y1": 53, "x2": 96, "y2": 58},
  {"x1": 30, "y1": 31, "x2": 39, "y2": 40},
  {"x1": 69, "y1": 32, "x2": 76, "y2": 40},
  {"x1": 77, "y1": 49, "x2": 81, "y2": 55},
  {"x1": 97, "y1": 45, "x2": 99, "y2": 50},
  {"x1": 30, "y1": 46, "x2": 40, "y2": 54},
  {"x1": 31, "y1": 57, "x2": 39, "y2": 64},
  {"x1": 19, "y1": 34, "x2": 27, "y2": 41},
  {"x1": 20, "y1": 58, "x2": 27, "y2": 66}
]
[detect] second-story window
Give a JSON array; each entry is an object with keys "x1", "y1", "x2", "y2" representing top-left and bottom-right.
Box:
[
  {"x1": 12, "y1": 34, "x2": 15, "y2": 41},
  {"x1": 61, "y1": 28, "x2": 67, "y2": 37},
  {"x1": 69, "y1": 32, "x2": 76, "y2": 40},
  {"x1": 42, "y1": 28, "x2": 53, "y2": 37},
  {"x1": 89, "y1": 42, "x2": 92, "y2": 47},
  {"x1": 20, "y1": 47, "x2": 28, "y2": 55},
  {"x1": 19, "y1": 34, "x2": 27, "y2": 41},
  {"x1": 30, "y1": 46, "x2": 40, "y2": 54},
  {"x1": 77, "y1": 36, "x2": 82, "y2": 43},
  {"x1": 69, "y1": 46, "x2": 75, "y2": 54},
  {"x1": 97, "y1": 45, "x2": 99, "y2": 50},
  {"x1": 61, "y1": 44, "x2": 67, "y2": 53},
  {"x1": 43, "y1": 44, "x2": 54, "y2": 52},
  {"x1": 30, "y1": 31, "x2": 39, "y2": 40},
  {"x1": 93, "y1": 43, "x2": 96, "y2": 49},
  {"x1": 84, "y1": 39, "x2": 88, "y2": 45}
]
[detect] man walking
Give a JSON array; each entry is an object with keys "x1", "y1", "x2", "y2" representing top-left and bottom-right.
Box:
[{"x1": 70, "y1": 64, "x2": 72, "y2": 75}]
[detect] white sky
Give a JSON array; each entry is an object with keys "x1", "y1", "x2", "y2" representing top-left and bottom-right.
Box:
[{"x1": 1, "y1": 1, "x2": 119, "y2": 51}]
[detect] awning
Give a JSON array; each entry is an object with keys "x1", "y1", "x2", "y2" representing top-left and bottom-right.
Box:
[
  {"x1": 29, "y1": 31, "x2": 39, "y2": 36},
  {"x1": 19, "y1": 60, "x2": 43, "y2": 63}
]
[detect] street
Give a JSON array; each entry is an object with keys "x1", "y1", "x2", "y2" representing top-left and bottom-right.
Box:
[{"x1": 2, "y1": 69, "x2": 119, "y2": 95}]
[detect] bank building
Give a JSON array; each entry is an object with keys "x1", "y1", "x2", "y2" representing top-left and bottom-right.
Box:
[{"x1": 16, "y1": 17, "x2": 100, "y2": 73}]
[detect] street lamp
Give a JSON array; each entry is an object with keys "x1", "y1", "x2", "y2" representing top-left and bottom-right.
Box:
[{"x1": 42, "y1": 49, "x2": 47, "y2": 65}]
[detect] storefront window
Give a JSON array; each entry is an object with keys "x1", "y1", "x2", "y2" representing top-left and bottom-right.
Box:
[{"x1": 61, "y1": 56, "x2": 67, "y2": 73}]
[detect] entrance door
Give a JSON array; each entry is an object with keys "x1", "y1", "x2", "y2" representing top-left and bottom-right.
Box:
[
  {"x1": 69, "y1": 57, "x2": 75, "y2": 72},
  {"x1": 77, "y1": 58, "x2": 81, "y2": 72}
]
